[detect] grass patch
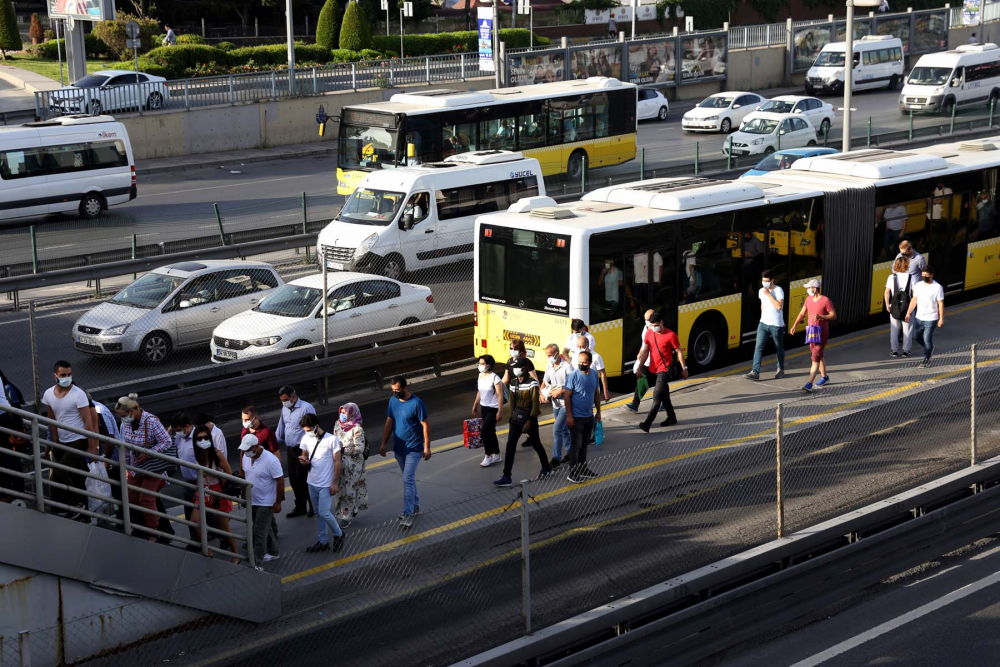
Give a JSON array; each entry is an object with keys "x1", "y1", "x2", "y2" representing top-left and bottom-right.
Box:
[{"x1": 4, "y1": 53, "x2": 111, "y2": 82}]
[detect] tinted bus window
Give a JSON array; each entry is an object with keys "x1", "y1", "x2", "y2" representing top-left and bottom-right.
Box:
[{"x1": 479, "y1": 226, "x2": 571, "y2": 314}]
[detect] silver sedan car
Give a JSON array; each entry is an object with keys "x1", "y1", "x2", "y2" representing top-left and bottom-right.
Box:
[{"x1": 73, "y1": 260, "x2": 283, "y2": 364}]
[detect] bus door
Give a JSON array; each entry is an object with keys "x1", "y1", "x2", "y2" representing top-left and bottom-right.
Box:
[
  {"x1": 623, "y1": 248, "x2": 677, "y2": 362},
  {"x1": 928, "y1": 190, "x2": 968, "y2": 293},
  {"x1": 739, "y1": 224, "x2": 790, "y2": 343}
]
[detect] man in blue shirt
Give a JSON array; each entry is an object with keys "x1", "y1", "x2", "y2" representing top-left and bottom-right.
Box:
[
  {"x1": 276, "y1": 385, "x2": 316, "y2": 518},
  {"x1": 380, "y1": 376, "x2": 431, "y2": 529},
  {"x1": 562, "y1": 350, "x2": 602, "y2": 484}
]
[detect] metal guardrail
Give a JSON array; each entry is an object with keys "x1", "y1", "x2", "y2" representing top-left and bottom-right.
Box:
[
  {"x1": 0, "y1": 402, "x2": 257, "y2": 566},
  {"x1": 728, "y1": 22, "x2": 787, "y2": 49}
]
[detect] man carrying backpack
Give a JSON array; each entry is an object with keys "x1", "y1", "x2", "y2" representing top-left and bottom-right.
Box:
[{"x1": 884, "y1": 256, "x2": 913, "y2": 357}]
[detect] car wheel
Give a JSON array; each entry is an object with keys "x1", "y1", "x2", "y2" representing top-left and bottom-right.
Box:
[
  {"x1": 140, "y1": 332, "x2": 172, "y2": 365},
  {"x1": 819, "y1": 118, "x2": 831, "y2": 135},
  {"x1": 688, "y1": 316, "x2": 726, "y2": 372},
  {"x1": 88, "y1": 99, "x2": 102, "y2": 115},
  {"x1": 807, "y1": 139, "x2": 817, "y2": 146},
  {"x1": 146, "y1": 91, "x2": 163, "y2": 110},
  {"x1": 720, "y1": 118, "x2": 732, "y2": 133},
  {"x1": 380, "y1": 254, "x2": 406, "y2": 280},
  {"x1": 764, "y1": 146, "x2": 775, "y2": 155},
  {"x1": 887, "y1": 74, "x2": 899, "y2": 91},
  {"x1": 657, "y1": 106, "x2": 668, "y2": 121},
  {"x1": 79, "y1": 193, "x2": 103, "y2": 219},
  {"x1": 567, "y1": 149, "x2": 588, "y2": 181},
  {"x1": 400, "y1": 317, "x2": 420, "y2": 326}
]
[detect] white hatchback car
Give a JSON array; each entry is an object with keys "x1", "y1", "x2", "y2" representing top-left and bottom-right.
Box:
[
  {"x1": 210, "y1": 272, "x2": 437, "y2": 363},
  {"x1": 637, "y1": 88, "x2": 670, "y2": 121},
  {"x1": 49, "y1": 70, "x2": 170, "y2": 115},
  {"x1": 723, "y1": 113, "x2": 818, "y2": 157},
  {"x1": 682, "y1": 92, "x2": 767, "y2": 133},
  {"x1": 739, "y1": 95, "x2": 835, "y2": 136}
]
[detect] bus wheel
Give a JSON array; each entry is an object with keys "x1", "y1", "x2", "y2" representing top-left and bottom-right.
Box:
[
  {"x1": 887, "y1": 74, "x2": 899, "y2": 91},
  {"x1": 567, "y1": 150, "x2": 588, "y2": 182},
  {"x1": 688, "y1": 317, "x2": 725, "y2": 372},
  {"x1": 380, "y1": 254, "x2": 406, "y2": 280}
]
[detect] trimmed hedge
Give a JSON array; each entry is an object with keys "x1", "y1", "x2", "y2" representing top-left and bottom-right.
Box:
[
  {"x1": 316, "y1": 0, "x2": 342, "y2": 50},
  {"x1": 27, "y1": 34, "x2": 112, "y2": 59},
  {"x1": 217, "y1": 41, "x2": 237, "y2": 51},
  {"x1": 372, "y1": 28, "x2": 547, "y2": 57},
  {"x1": 176, "y1": 34, "x2": 205, "y2": 44},
  {"x1": 339, "y1": 1, "x2": 372, "y2": 52},
  {"x1": 227, "y1": 43, "x2": 331, "y2": 66},
  {"x1": 135, "y1": 54, "x2": 173, "y2": 78},
  {"x1": 144, "y1": 44, "x2": 223, "y2": 76}
]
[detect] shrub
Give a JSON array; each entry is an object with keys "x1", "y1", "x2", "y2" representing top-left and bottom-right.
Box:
[
  {"x1": 92, "y1": 13, "x2": 160, "y2": 60},
  {"x1": 135, "y1": 54, "x2": 173, "y2": 78},
  {"x1": 0, "y1": 0, "x2": 22, "y2": 58},
  {"x1": 372, "y1": 29, "x2": 546, "y2": 57},
  {"x1": 359, "y1": 48, "x2": 381, "y2": 60},
  {"x1": 227, "y1": 43, "x2": 331, "y2": 66},
  {"x1": 339, "y1": 1, "x2": 372, "y2": 52},
  {"x1": 330, "y1": 48, "x2": 362, "y2": 63},
  {"x1": 316, "y1": 0, "x2": 342, "y2": 50},
  {"x1": 176, "y1": 33, "x2": 205, "y2": 45},
  {"x1": 43, "y1": 28, "x2": 55, "y2": 41},
  {"x1": 29, "y1": 34, "x2": 111, "y2": 59},
  {"x1": 144, "y1": 44, "x2": 228, "y2": 77},
  {"x1": 29, "y1": 13, "x2": 43, "y2": 44},
  {"x1": 216, "y1": 40, "x2": 237, "y2": 51}
]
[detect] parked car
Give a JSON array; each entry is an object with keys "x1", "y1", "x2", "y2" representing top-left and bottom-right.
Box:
[
  {"x1": 49, "y1": 70, "x2": 170, "y2": 115},
  {"x1": 681, "y1": 92, "x2": 767, "y2": 133},
  {"x1": 637, "y1": 88, "x2": 670, "y2": 121},
  {"x1": 739, "y1": 95, "x2": 835, "y2": 136},
  {"x1": 739, "y1": 147, "x2": 839, "y2": 178},
  {"x1": 209, "y1": 272, "x2": 437, "y2": 363},
  {"x1": 723, "y1": 113, "x2": 818, "y2": 157},
  {"x1": 73, "y1": 261, "x2": 283, "y2": 364}
]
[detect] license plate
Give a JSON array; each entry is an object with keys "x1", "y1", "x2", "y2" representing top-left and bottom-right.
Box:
[
  {"x1": 909, "y1": 104, "x2": 921, "y2": 109},
  {"x1": 216, "y1": 348, "x2": 238, "y2": 359},
  {"x1": 77, "y1": 335, "x2": 98, "y2": 346},
  {"x1": 326, "y1": 261, "x2": 344, "y2": 270}
]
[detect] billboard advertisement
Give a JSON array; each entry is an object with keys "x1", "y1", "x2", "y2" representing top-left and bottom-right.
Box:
[
  {"x1": 509, "y1": 52, "x2": 565, "y2": 86},
  {"x1": 834, "y1": 21, "x2": 873, "y2": 42},
  {"x1": 570, "y1": 46, "x2": 623, "y2": 80},
  {"x1": 628, "y1": 40, "x2": 676, "y2": 84},
  {"x1": 478, "y1": 7, "x2": 495, "y2": 73},
  {"x1": 794, "y1": 25, "x2": 831, "y2": 72},
  {"x1": 876, "y1": 17, "x2": 911, "y2": 53},
  {"x1": 48, "y1": 0, "x2": 105, "y2": 20},
  {"x1": 913, "y1": 11, "x2": 948, "y2": 54},
  {"x1": 680, "y1": 35, "x2": 726, "y2": 81}
]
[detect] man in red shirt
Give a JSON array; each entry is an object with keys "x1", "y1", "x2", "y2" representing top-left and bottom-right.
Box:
[
  {"x1": 240, "y1": 405, "x2": 279, "y2": 468},
  {"x1": 635, "y1": 311, "x2": 688, "y2": 432}
]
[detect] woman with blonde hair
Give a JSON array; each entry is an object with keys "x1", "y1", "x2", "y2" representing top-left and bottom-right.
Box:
[
  {"x1": 884, "y1": 255, "x2": 914, "y2": 357},
  {"x1": 333, "y1": 402, "x2": 368, "y2": 528},
  {"x1": 115, "y1": 393, "x2": 175, "y2": 540}
]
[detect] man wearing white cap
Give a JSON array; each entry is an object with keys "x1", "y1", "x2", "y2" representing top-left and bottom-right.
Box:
[{"x1": 239, "y1": 433, "x2": 284, "y2": 567}]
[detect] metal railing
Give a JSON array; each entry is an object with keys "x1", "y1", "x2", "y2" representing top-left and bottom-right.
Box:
[
  {"x1": 0, "y1": 403, "x2": 256, "y2": 566},
  {"x1": 727, "y1": 21, "x2": 787, "y2": 49}
]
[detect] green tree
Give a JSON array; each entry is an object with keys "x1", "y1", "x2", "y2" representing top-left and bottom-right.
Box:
[
  {"x1": 0, "y1": 0, "x2": 23, "y2": 58},
  {"x1": 317, "y1": 0, "x2": 343, "y2": 49},
  {"x1": 340, "y1": 1, "x2": 373, "y2": 52}
]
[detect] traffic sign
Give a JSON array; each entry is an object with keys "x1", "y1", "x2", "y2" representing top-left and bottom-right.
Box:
[
  {"x1": 126, "y1": 38, "x2": 141, "y2": 49},
  {"x1": 125, "y1": 19, "x2": 141, "y2": 39}
]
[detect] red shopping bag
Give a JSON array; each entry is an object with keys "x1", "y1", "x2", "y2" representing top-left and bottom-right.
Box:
[{"x1": 464, "y1": 418, "x2": 483, "y2": 448}]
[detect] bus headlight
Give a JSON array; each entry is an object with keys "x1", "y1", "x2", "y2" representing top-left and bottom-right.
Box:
[{"x1": 356, "y1": 233, "x2": 378, "y2": 258}]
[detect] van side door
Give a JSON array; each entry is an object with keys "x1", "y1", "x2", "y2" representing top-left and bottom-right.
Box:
[{"x1": 398, "y1": 190, "x2": 435, "y2": 269}]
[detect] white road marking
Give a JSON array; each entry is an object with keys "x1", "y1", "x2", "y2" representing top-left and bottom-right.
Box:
[
  {"x1": 903, "y1": 565, "x2": 960, "y2": 587},
  {"x1": 137, "y1": 175, "x2": 308, "y2": 198},
  {"x1": 971, "y1": 545, "x2": 1000, "y2": 561},
  {"x1": 0, "y1": 305, "x2": 93, "y2": 326},
  {"x1": 789, "y1": 569, "x2": 1000, "y2": 667}
]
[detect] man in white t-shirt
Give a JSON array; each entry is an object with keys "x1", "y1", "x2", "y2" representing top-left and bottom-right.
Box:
[
  {"x1": 573, "y1": 336, "x2": 609, "y2": 403},
  {"x1": 41, "y1": 360, "x2": 97, "y2": 515},
  {"x1": 904, "y1": 266, "x2": 945, "y2": 368},
  {"x1": 564, "y1": 319, "x2": 597, "y2": 362},
  {"x1": 626, "y1": 309, "x2": 656, "y2": 412},
  {"x1": 298, "y1": 415, "x2": 345, "y2": 553},
  {"x1": 240, "y1": 434, "x2": 284, "y2": 568},
  {"x1": 931, "y1": 182, "x2": 953, "y2": 221},
  {"x1": 745, "y1": 270, "x2": 786, "y2": 381}
]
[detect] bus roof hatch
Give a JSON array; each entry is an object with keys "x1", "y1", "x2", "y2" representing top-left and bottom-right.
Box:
[
  {"x1": 790, "y1": 149, "x2": 949, "y2": 179},
  {"x1": 584, "y1": 177, "x2": 765, "y2": 211},
  {"x1": 389, "y1": 90, "x2": 495, "y2": 108}
]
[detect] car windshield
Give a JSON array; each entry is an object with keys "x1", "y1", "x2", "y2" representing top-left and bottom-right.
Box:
[
  {"x1": 753, "y1": 153, "x2": 801, "y2": 172},
  {"x1": 760, "y1": 100, "x2": 795, "y2": 113},
  {"x1": 742, "y1": 119, "x2": 779, "y2": 134},
  {"x1": 255, "y1": 284, "x2": 323, "y2": 318},
  {"x1": 338, "y1": 188, "x2": 406, "y2": 225},
  {"x1": 814, "y1": 51, "x2": 845, "y2": 67},
  {"x1": 699, "y1": 96, "x2": 735, "y2": 109},
  {"x1": 111, "y1": 273, "x2": 184, "y2": 309},
  {"x1": 907, "y1": 66, "x2": 952, "y2": 86},
  {"x1": 72, "y1": 75, "x2": 110, "y2": 88}
]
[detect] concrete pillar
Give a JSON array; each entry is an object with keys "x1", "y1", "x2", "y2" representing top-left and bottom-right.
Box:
[{"x1": 65, "y1": 22, "x2": 87, "y2": 84}]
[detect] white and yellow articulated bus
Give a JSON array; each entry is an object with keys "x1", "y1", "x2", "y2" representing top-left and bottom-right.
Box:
[
  {"x1": 473, "y1": 138, "x2": 1000, "y2": 375},
  {"x1": 336, "y1": 77, "x2": 638, "y2": 195}
]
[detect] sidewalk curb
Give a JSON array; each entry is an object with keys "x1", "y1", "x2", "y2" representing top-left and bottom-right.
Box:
[{"x1": 136, "y1": 145, "x2": 334, "y2": 176}]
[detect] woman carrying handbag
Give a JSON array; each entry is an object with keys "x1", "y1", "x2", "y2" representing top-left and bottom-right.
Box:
[
  {"x1": 115, "y1": 394, "x2": 176, "y2": 540},
  {"x1": 333, "y1": 402, "x2": 368, "y2": 528}
]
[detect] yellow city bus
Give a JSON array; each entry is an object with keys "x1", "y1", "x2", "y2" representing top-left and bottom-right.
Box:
[
  {"x1": 336, "y1": 78, "x2": 638, "y2": 195},
  {"x1": 473, "y1": 139, "x2": 1000, "y2": 375}
]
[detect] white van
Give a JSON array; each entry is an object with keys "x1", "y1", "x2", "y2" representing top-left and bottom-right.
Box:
[
  {"x1": 805, "y1": 35, "x2": 905, "y2": 95},
  {"x1": 900, "y1": 43, "x2": 1000, "y2": 114},
  {"x1": 0, "y1": 115, "x2": 136, "y2": 221},
  {"x1": 316, "y1": 150, "x2": 544, "y2": 280}
]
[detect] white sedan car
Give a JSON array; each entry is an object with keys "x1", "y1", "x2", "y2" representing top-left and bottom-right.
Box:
[
  {"x1": 739, "y1": 95, "x2": 835, "y2": 136},
  {"x1": 210, "y1": 272, "x2": 437, "y2": 363},
  {"x1": 637, "y1": 88, "x2": 670, "y2": 121},
  {"x1": 682, "y1": 92, "x2": 767, "y2": 133},
  {"x1": 49, "y1": 70, "x2": 170, "y2": 115},
  {"x1": 723, "y1": 113, "x2": 818, "y2": 157}
]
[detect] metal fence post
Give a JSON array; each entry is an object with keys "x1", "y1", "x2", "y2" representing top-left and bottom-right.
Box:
[
  {"x1": 118, "y1": 448, "x2": 132, "y2": 536},
  {"x1": 31, "y1": 416, "x2": 43, "y2": 512},
  {"x1": 229, "y1": 74, "x2": 235, "y2": 105},
  {"x1": 991, "y1": 98, "x2": 996, "y2": 128},
  {"x1": 184, "y1": 80, "x2": 190, "y2": 109},
  {"x1": 214, "y1": 204, "x2": 226, "y2": 246},
  {"x1": 520, "y1": 480, "x2": 532, "y2": 636},
  {"x1": 312, "y1": 67, "x2": 318, "y2": 95},
  {"x1": 580, "y1": 154, "x2": 586, "y2": 193},
  {"x1": 461, "y1": 53, "x2": 466, "y2": 80},
  {"x1": 352, "y1": 63, "x2": 357, "y2": 89},
  {"x1": 271, "y1": 70, "x2": 277, "y2": 99},
  {"x1": 29, "y1": 301, "x2": 39, "y2": 412},
  {"x1": 950, "y1": 102, "x2": 956, "y2": 134},
  {"x1": 18, "y1": 630, "x2": 30, "y2": 667},
  {"x1": 971, "y1": 344, "x2": 977, "y2": 466},
  {"x1": 776, "y1": 402, "x2": 785, "y2": 539},
  {"x1": 197, "y1": 468, "x2": 209, "y2": 555},
  {"x1": 29, "y1": 225, "x2": 38, "y2": 275},
  {"x1": 823, "y1": 124, "x2": 828, "y2": 147},
  {"x1": 244, "y1": 489, "x2": 256, "y2": 568},
  {"x1": 131, "y1": 234, "x2": 138, "y2": 280},
  {"x1": 639, "y1": 146, "x2": 645, "y2": 180},
  {"x1": 301, "y1": 192, "x2": 308, "y2": 233},
  {"x1": 426, "y1": 57, "x2": 431, "y2": 83},
  {"x1": 322, "y1": 259, "x2": 329, "y2": 359},
  {"x1": 694, "y1": 141, "x2": 699, "y2": 175},
  {"x1": 726, "y1": 136, "x2": 732, "y2": 170},
  {"x1": 909, "y1": 110, "x2": 914, "y2": 141},
  {"x1": 867, "y1": 116, "x2": 872, "y2": 147}
]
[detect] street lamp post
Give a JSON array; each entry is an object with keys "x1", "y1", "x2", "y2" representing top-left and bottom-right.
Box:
[
  {"x1": 400, "y1": 1, "x2": 413, "y2": 59},
  {"x1": 382, "y1": 0, "x2": 390, "y2": 36},
  {"x1": 843, "y1": 0, "x2": 881, "y2": 152}
]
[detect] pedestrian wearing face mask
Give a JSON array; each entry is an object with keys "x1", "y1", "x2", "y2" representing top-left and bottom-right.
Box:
[
  {"x1": 195, "y1": 412, "x2": 228, "y2": 459},
  {"x1": 636, "y1": 311, "x2": 687, "y2": 432},
  {"x1": 276, "y1": 385, "x2": 316, "y2": 519},
  {"x1": 895, "y1": 240, "x2": 926, "y2": 277},
  {"x1": 563, "y1": 319, "x2": 596, "y2": 362},
  {"x1": 170, "y1": 412, "x2": 220, "y2": 549},
  {"x1": 573, "y1": 335, "x2": 610, "y2": 403},
  {"x1": 563, "y1": 351, "x2": 602, "y2": 484},
  {"x1": 298, "y1": 414, "x2": 346, "y2": 554},
  {"x1": 541, "y1": 344, "x2": 571, "y2": 468},
  {"x1": 115, "y1": 394, "x2": 175, "y2": 539},
  {"x1": 502, "y1": 339, "x2": 539, "y2": 386},
  {"x1": 745, "y1": 270, "x2": 786, "y2": 381},
  {"x1": 41, "y1": 360, "x2": 98, "y2": 518},
  {"x1": 494, "y1": 357, "x2": 551, "y2": 487},
  {"x1": 189, "y1": 424, "x2": 240, "y2": 563},
  {"x1": 905, "y1": 266, "x2": 945, "y2": 368},
  {"x1": 380, "y1": 376, "x2": 431, "y2": 529},
  {"x1": 239, "y1": 405, "x2": 279, "y2": 461},
  {"x1": 625, "y1": 310, "x2": 656, "y2": 412},
  {"x1": 884, "y1": 256, "x2": 913, "y2": 358},
  {"x1": 333, "y1": 403, "x2": 368, "y2": 528},
  {"x1": 790, "y1": 279, "x2": 837, "y2": 392},
  {"x1": 239, "y1": 433, "x2": 284, "y2": 567},
  {"x1": 473, "y1": 354, "x2": 504, "y2": 467}
]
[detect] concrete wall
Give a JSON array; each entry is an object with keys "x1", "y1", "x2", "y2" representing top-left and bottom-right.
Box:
[{"x1": 727, "y1": 45, "x2": 788, "y2": 92}]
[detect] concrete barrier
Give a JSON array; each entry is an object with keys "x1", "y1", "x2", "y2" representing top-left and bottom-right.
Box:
[{"x1": 726, "y1": 45, "x2": 787, "y2": 92}]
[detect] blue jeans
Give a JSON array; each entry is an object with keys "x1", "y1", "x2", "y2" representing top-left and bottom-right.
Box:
[
  {"x1": 915, "y1": 318, "x2": 937, "y2": 359},
  {"x1": 752, "y1": 323, "x2": 785, "y2": 373},
  {"x1": 395, "y1": 451, "x2": 422, "y2": 516},
  {"x1": 552, "y1": 406, "x2": 570, "y2": 460},
  {"x1": 308, "y1": 484, "x2": 342, "y2": 544}
]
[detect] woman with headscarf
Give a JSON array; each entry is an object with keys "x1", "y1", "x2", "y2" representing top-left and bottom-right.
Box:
[{"x1": 333, "y1": 402, "x2": 368, "y2": 528}]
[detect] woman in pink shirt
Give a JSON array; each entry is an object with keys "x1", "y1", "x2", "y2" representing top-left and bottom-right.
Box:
[{"x1": 790, "y1": 279, "x2": 837, "y2": 393}]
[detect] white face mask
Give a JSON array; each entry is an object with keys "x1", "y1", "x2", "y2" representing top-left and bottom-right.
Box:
[
  {"x1": 807, "y1": 288, "x2": 817, "y2": 296},
  {"x1": 56, "y1": 376, "x2": 72, "y2": 388},
  {"x1": 513, "y1": 367, "x2": 523, "y2": 377},
  {"x1": 547, "y1": 355, "x2": 556, "y2": 364},
  {"x1": 477, "y1": 364, "x2": 487, "y2": 373},
  {"x1": 604, "y1": 261, "x2": 611, "y2": 270},
  {"x1": 242, "y1": 419, "x2": 253, "y2": 429},
  {"x1": 651, "y1": 325, "x2": 662, "y2": 333},
  {"x1": 282, "y1": 400, "x2": 293, "y2": 409},
  {"x1": 762, "y1": 280, "x2": 771, "y2": 288},
  {"x1": 510, "y1": 349, "x2": 520, "y2": 358},
  {"x1": 195, "y1": 439, "x2": 212, "y2": 449}
]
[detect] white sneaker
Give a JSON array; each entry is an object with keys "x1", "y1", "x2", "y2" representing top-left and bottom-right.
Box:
[
  {"x1": 480, "y1": 454, "x2": 492, "y2": 467},
  {"x1": 489, "y1": 453, "x2": 502, "y2": 466},
  {"x1": 262, "y1": 553, "x2": 280, "y2": 563}
]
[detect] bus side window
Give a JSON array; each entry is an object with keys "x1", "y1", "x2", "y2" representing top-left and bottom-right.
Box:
[
  {"x1": 592, "y1": 253, "x2": 623, "y2": 322},
  {"x1": 974, "y1": 188, "x2": 998, "y2": 241},
  {"x1": 547, "y1": 111, "x2": 562, "y2": 145},
  {"x1": 517, "y1": 113, "x2": 546, "y2": 150}
]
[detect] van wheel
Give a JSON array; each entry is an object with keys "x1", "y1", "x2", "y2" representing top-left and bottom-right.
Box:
[
  {"x1": 567, "y1": 150, "x2": 588, "y2": 181},
  {"x1": 79, "y1": 193, "x2": 104, "y2": 219},
  {"x1": 764, "y1": 146, "x2": 775, "y2": 155},
  {"x1": 887, "y1": 74, "x2": 899, "y2": 91},
  {"x1": 400, "y1": 317, "x2": 420, "y2": 326},
  {"x1": 140, "y1": 332, "x2": 172, "y2": 365},
  {"x1": 807, "y1": 139, "x2": 817, "y2": 146},
  {"x1": 146, "y1": 91, "x2": 164, "y2": 110},
  {"x1": 380, "y1": 254, "x2": 406, "y2": 280},
  {"x1": 688, "y1": 316, "x2": 726, "y2": 373}
]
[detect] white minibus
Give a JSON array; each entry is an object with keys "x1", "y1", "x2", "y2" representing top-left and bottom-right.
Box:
[
  {"x1": 317, "y1": 150, "x2": 544, "y2": 280},
  {"x1": 0, "y1": 115, "x2": 136, "y2": 221},
  {"x1": 806, "y1": 35, "x2": 904, "y2": 95},
  {"x1": 900, "y1": 43, "x2": 1000, "y2": 114}
]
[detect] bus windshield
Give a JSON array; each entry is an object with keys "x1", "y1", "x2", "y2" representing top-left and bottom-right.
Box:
[
  {"x1": 907, "y1": 66, "x2": 952, "y2": 86},
  {"x1": 338, "y1": 124, "x2": 398, "y2": 171},
  {"x1": 742, "y1": 119, "x2": 779, "y2": 134},
  {"x1": 478, "y1": 227, "x2": 571, "y2": 315},
  {"x1": 338, "y1": 188, "x2": 406, "y2": 225},
  {"x1": 814, "y1": 51, "x2": 845, "y2": 67}
]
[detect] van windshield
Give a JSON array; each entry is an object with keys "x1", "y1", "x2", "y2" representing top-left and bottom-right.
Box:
[
  {"x1": 814, "y1": 51, "x2": 845, "y2": 67},
  {"x1": 907, "y1": 66, "x2": 952, "y2": 86},
  {"x1": 338, "y1": 188, "x2": 406, "y2": 226}
]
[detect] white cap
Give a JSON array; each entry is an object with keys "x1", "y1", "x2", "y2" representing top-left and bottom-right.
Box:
[{"x1": 238, "y1": 434, "x2": 259, "y2": 451}]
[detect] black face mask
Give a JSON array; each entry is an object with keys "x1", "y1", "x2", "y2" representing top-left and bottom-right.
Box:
[
  {"x1": 393, "y1": 390, "x2": 406, "y2": 399},
  {"x1": 923, "y1": 276, "x2": 933, "y2": 283},
  {"x1": 578, "y1": 364, "x2": 590, "y2": 373}
]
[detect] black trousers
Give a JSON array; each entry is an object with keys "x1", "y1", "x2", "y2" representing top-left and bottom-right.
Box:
[
  {"x1": 51, "y1": 439, "x2": 88, "y2": 509},
  {"x1": 0, "y1": 445, "x2": 25, "y2": 499},
  {"x1": 480, "y1": 405, "x2": 500, "y2": 456},
  {"x1": 286, "y1": 446, "x2": 310, "y2": 512},
  {"x1": 640, "y1": 372, "x2": 676, "y2": 428},
  {"x1": 502, "y1": 418, "x2": 548, "y2": 478},
  {"x1": 568, "y1": 416, "x2": 594, "y2": 471}
]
